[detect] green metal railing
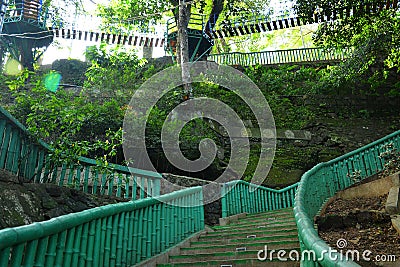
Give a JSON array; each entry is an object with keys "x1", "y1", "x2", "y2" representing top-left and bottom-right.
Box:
[
  {"x1": 0, "y1": 186, "x2": 204, "y2": 266},
  {"x1": 294, "y1": 130, "x2": 400, "y2": 266},
  {"x1": 166, "y1": 13, "x2": 207, "y2": 35},
  {"x1": 221, "y1": 180, "x2": 299, "y2": 217},
  {"x1": 4, "y1": 0, "x2": 49, "y2": 28},
  {"x1": 0, "y1": 106, "x2": 161, "y2": 199},
  {"x1": 208, "y1": 47, "x2": 353, "y2": 66}
]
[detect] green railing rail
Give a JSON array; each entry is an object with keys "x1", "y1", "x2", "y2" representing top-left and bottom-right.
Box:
[
  {"x1": 294, "y1": 130, "x2": 400, "y2": 266},
  {"x1": 0, "y1": 106, "x2": 161, "y2": 199},
  {"x1": 4, "y1": 0, "x2": 49, "y2": 27},
  {"x1": 208, "y1": 47, "x2": 353, "y2": 66},
  {"x1": 0, "y1": 186, "x2": 204, "y2": 266},
  {"x1": 166, "y1": 13, "x2": 207, "y2": 34},
  {"x1": 221, "y1": 180, "x2": 299, "y2": 217}
]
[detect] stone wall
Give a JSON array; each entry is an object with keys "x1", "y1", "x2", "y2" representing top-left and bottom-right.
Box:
[{"x1": 282, "y1": 95, "x2": 400, "y2": 117}]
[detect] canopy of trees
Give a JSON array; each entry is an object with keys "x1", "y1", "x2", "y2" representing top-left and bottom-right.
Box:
[
  {"x1": 97, "y1": 0, "x2": 272, "y2": 33},
  {"x1": 295, "y1": 0, "x2": 400, "y2": 95}
]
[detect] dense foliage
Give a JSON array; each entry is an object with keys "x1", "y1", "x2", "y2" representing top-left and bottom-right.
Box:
[
  {"x1": 97, "y1": 0, "x2": 272, "y2": 31},
  {"x1": 295, "y1": 0, "x2": 400, "y2": 95}
]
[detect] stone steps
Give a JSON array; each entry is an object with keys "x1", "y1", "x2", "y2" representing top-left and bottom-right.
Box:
[{"x1": 156, "y1": 208, "x2": 300, "y2": 267}]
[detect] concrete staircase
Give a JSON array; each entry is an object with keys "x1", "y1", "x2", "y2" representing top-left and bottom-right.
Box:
[{"x1": 157, "y1": 208, "x2": 300, "y2": 267}]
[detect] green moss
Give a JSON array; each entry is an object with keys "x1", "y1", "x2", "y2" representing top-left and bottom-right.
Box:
[{"x1": 262, "y1": 143, "x2": 343, "y2": 187}]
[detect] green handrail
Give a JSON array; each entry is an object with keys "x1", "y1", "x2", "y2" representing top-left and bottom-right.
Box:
[
  {"x1": 208, "y1": 47, "x2": 353, "y2": 66},
  {"x1": 0, "y1": 186, "x2": 204, "y2": 266},
  {"x1": 166, "y1": 13, "x2": 207, "y2": 35},
  {"x1": 294, "y1": 130, "x2": 400, "y2": 266},
  {"x1": 221, "y1": 180, "x2": 299, "y2": 217},
  {"x1": 0, "y1": 106, "x2": 161, "y2": 199}
]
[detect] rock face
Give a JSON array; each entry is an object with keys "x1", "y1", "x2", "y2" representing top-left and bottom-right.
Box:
[
  {"x1": 0, "y1": 170, "x2": 128, "y2": 230},
  {"x1": 51, "y1": 59, "x2": 88, "y2": 86}
]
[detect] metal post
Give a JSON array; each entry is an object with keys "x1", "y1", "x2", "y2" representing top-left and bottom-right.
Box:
[{"x1": 0, "y1": 0, "x2": 8, "y2": 33}]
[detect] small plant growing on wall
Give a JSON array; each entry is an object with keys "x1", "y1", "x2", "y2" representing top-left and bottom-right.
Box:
[
  {"x1": 379, "y1": 142, "x2": 400, "y2": 177},
  {"x1": 347, "y1": 170, "x2": 362, "y2": 183}
]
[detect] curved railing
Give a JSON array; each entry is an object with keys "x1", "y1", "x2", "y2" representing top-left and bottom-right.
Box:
[
  {"x1": 0, "y1": 106, "x2": 161, "y2": 199},
  {"x1": 294, "y1": 130, "x2": 400, "y2": 266},
  {"x1": 221, "y1": 180, "x2": 299, "y2": 217},
  {"x1": 220, "y1": 130, "x2": 400, "y2": 265},
  {"x1": 208, "y1": 47, "x2": 352, "y2": 66},
  {"x1": 0, "y1": 186, "x2": 204, "y2": 266}
]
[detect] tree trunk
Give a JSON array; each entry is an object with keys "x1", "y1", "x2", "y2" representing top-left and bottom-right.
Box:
[
  {"x1": 19, "y1": 41, "x2": 35, "y2": 71},
  {"x1": 143, "y1": 45, "x2": 153, "y2": 59},
  {"x1": 205, "y1": 0, "x2": 224, "y2": 33},
  {"x1": 178, "y1": 0, "x2": 192, "y2": 99}
]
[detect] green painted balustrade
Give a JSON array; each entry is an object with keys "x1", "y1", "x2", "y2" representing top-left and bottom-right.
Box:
[
  {"x1": 221, "y1": 180, "x2": 299, "y2": 217},
  {"x1": 294, "y1": 130, "x2": 400, "y2": 266},
  {"x1": 220, "y1": 130, "x2": 400, "y2": 265},
  {"x1": 208, "y1": 47, "x2": 353, "y2": 66},
  {"x1": 0, "y1": 186, "x2": 204, "y2": 266},
  {"x1": 0, "y1": 106, "x2": 161, "y2": 199}
]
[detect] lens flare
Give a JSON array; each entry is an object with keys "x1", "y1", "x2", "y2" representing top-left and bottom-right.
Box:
[
  {"x1": 3, "y1": 59, "x2": 23, "y2": 76},
  {"x1": 44, "y1": 72, "x2": 62, "y2": 92}
]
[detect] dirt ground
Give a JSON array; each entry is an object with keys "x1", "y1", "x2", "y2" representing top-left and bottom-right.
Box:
[{"x1": 319, "y1": 195, "x2": 400, "y2": 266}]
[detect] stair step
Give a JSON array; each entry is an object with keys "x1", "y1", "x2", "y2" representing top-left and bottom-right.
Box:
[
  {"x1": 214, "y1": 215, "x2": 295, "y2": 229},
  {"x1": 189, "y1": 236, "x2": 299, "y2": 248},
  {"x1": 232, "y1": 213, "x2": 294, "y2": 224},
  {"x1": 157, "y1": 258, "x2": 300, "y2": 267},
  {"x1": 157, "y1": 208, "x2": 300, "y2": 267},
  {"x1": 214, "y1": 209, "x2": 293, "y2": 225},
  {"x1": 198, "y1": 228, "x2": 298, "y2": 240},
  {"x1": 191, "y1": 233, "x2": 299, "y2": 246},
  {"x1": 211, "y1": 222, "x2": 297, "y2": 233},
  {"x1": 181, "y1": 240, "x2": 300, "y2": 254},
  {"x1": 168, "y1": 248, "x2": 301, "y2": 263},
  {"x1": 244, "y1": 208, "x2": 294, "y2": 218}
]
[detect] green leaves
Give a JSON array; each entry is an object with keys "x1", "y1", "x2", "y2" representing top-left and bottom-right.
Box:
[{"x1": 295, "y1": 0, "x2": 400, "y2": 95}]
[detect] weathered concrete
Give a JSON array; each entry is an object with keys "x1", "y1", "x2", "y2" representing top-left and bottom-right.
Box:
[
  {"x1": 391, "y1": 172, "x2": 400, "y2": 187},
  {"x1": 219, "y1": 212, "x2": 247, "y2": 226},
  {"x1": 392, "y1": 215, "x2": 400, "y2": 235},
  {"x1": 386, "y1": 186, "x2": 400, "y2": 215},
  {"x1": 318, "y1": 175, "x2": 393, "y2": 218},
  {"x1": 336, "y1": 175, "x2": 394, "y2": 200}
]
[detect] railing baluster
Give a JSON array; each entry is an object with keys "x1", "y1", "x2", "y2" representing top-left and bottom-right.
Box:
[
  {"x1": 0, "y1": 125, "x2": 12, "y2": 169},
  {"x1": 23, "y1": 239, "x2": 37, "y2": 266},
  {"x1": 63, "y1": 228, "x2": 76, "y2": 267},
  {"x1": 45, "y1": 235, "x2": 58, "y2": 267},
  {"x1": 33, "y1": 237, "x2": 47, "y2": 267},
  {"x1": 103, "y1": 216, "x2": 112, "y2": 265},
  {"x1": 55, "y1": 230, "x2": 67, "y2": 266},
  {"x1": 10, "y1": 243, "x2": 24, "y2": 266},
  {"x1": 125, "y1": 211, "x2": 134, "y2": 265},
  {"x1": 93, "y1": 219, "x2": 102, "y2": 267}
]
